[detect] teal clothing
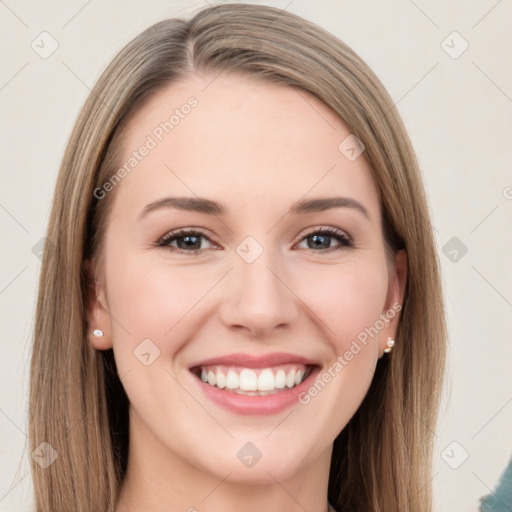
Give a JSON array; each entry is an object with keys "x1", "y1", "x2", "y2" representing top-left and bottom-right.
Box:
[{"x1": 479, "y1": 456, "x2": 512, "y2": 512}]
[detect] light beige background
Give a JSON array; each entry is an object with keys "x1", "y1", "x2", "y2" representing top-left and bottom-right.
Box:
[{"x1": 1, "y1": 1, "x2": 511, "y2": 511}]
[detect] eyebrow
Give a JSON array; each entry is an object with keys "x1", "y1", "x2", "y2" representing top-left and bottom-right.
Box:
[{"x1": 138, "y1": 196, "x2": 370, "y2": 220}]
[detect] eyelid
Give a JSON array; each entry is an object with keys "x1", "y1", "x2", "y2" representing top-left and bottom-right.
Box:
[
  {"x1": 298, "y1": 225, "x2": 351, "y2": 242},
  {"x1": 157, "y1": 227, "x2": 219, "y2": 248},
  {"x1": 293, "y1": 225, "x2": 354, "y2": 251},
  {"x1": 156, "y1": 225, "x2": 353, "y2": 246},
  {"x1": 156, "y1": 225, "x2": 355, "y2": 253}
]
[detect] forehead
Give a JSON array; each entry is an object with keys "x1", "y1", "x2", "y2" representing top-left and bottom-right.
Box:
[{"x1": 111, "y1": 72, "x2": 380, "y2": 222}]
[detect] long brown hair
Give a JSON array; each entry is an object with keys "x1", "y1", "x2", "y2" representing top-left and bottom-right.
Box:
[{"x1": 29, "y1": 4, "x2": 446, "y2": 511}]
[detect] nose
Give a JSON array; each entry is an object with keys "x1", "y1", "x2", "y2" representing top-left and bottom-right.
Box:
[{"x1": 219, "y1": 248, "x2": 300, "y2": 338}]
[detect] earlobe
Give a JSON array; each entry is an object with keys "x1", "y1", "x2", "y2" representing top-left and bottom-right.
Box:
[
  {"x1": 378, "y1": 336, "x2": 396, "y2": 360},
  {"x1": 84, "y1": 259, "x2": 112, "y2": 350}
]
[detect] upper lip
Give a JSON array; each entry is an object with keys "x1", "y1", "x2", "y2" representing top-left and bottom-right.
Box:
[{"x1": 188, "y1": 352, "x2": 320, "y2": 370}]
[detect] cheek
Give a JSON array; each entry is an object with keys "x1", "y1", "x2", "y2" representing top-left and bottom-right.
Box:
[
  {"x1": 292, "y1": 259, "x2": 389, "y2": 351},
  {"x1": 287, "y1": 261, "x2": 389, "y2": 440},
  {"x1": 106, "y1": 250, "x2": 389, "y2": 349},
  {"x1": 112, "y1": 265, "x2": 197, "y2": 327},
  {"x1": 103, "y1": 255, "x2": 209, "y2": 414},
  {"x1": 103, "y1": 248, "x2": 210, "y2": 362}
]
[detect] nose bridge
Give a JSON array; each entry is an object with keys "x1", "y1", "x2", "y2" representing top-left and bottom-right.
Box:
[{"x1": 220, "y1": 237, "x2": 298, "y2": 335}]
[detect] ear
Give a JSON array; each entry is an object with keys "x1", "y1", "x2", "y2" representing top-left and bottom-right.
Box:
[
  {"x1": 84, "y1": 258, "x2": 113, "y2": 350},
  {"x1": 378, "y1": 249, "x2": 407, "y2": 355}
]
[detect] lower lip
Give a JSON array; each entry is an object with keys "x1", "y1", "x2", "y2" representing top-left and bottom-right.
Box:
[{"x1": 190, "y1": 366, "x2": 321, "y2": 416}]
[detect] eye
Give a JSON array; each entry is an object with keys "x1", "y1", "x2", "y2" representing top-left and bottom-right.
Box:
[
  {"x1": 295, "y1": 226, "x2": 353, "y2": 252},
  {"x1": 157, "y1": 229, "x2": 218, "y2": 255},
  {"x1": 156, "y1": 226, "x2": 354, "y2": 255}
]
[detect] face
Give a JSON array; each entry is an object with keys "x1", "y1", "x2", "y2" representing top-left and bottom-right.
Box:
[{"x1": 87, "y1": 72, "x2": 406, "y2": 486}]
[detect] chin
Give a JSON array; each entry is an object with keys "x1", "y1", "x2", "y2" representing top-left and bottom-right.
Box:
[{"x1": 205, "y1": 447, "x2": 308, "y2": 484}]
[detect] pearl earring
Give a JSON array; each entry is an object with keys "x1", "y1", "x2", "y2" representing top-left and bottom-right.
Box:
[
  {"x1": 383, "y1": 336, "x2": 395, "y2": 353},
  {"x1": 92, "y1": 329, "x2": 104, "y2": 337}
]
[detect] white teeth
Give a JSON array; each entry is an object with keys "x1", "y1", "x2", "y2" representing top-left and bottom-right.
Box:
[
  {"x1": 286, "y1": 369, "x2": 296, "y2": 388},
  {"x1": 257, "y1": 369, "x2": 275, "y2": 391},
  {"x1": 226, "y1": 369, "x2": 239, "y2": 389},
  {"x1": 239, "y1": 369, "x2": 258, "y2": 391},
  {"x1": 216, "y1": 370, "x2": 226, "y2": 389},
  {"x1": 197, "y1": 365, "x2": 310, "y2": 392},
  {"x1": 207, "y1": 370, "x2": 216, "y2": 387},
  {"x1": 274, "y1": 369, "x2": 286, "y2": 389}
]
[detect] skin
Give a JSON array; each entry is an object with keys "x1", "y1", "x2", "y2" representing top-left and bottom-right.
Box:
[{"x1": 87, "y1": 72, "x2": 407, "y2": 512}]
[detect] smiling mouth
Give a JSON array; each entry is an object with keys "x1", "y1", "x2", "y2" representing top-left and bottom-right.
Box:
[{"x1": 190, "y1": 363, "x2": 317, "y2": 396}]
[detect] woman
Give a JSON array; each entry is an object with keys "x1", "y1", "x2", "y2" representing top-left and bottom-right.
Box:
[{"x1": 29, "y1": 3, "x2": 446, "y2": 511}]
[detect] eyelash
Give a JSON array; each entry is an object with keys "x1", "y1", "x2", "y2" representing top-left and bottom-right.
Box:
[{"x1": 156, "y1": 226, "x2": 354, "y2": 255}]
